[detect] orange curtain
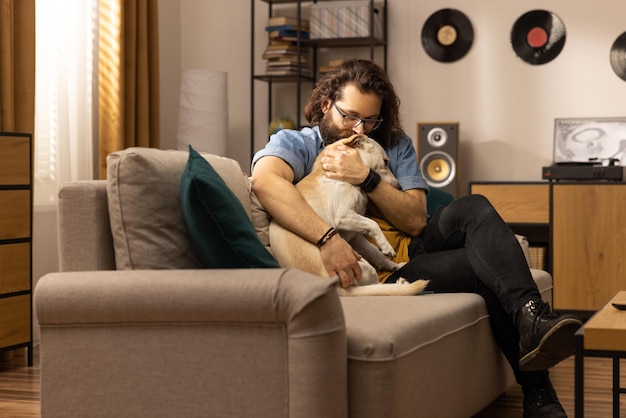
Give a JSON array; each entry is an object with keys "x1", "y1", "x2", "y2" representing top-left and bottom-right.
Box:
[
  {"x1": 0, "y1": 0, "x2": 35, "y2": 136},
  {"x1": 99, "y1": 0, "x2": 160, "y2": 178}
]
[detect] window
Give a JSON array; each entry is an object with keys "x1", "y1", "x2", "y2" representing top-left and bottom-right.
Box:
[{"x1": 34, "y1": 0, "x2": 97, "y2": 205}]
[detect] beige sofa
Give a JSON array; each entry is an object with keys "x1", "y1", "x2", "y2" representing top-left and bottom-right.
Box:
[{"x1": 35, "y1": 147, "x2": 553, "y2": 418}]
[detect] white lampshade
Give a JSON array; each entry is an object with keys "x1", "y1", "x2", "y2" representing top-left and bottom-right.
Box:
[{"x1": 177, "y1": 70, "x2": 228, "y2": 155}]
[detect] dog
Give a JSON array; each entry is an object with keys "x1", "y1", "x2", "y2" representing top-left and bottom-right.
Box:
[{"x1": 268, "y1": 134, "x2": 428, "y2": 296}]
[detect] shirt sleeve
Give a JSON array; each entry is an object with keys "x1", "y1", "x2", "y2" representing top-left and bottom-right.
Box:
[
  {"x1": 387, "y1": 134, "x2": 430, "y2": 193},
  {"x1": 251, "y1": 127, "x2": 324, "y2": 183}
]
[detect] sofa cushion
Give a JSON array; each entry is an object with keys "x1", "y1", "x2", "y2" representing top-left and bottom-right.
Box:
[
  {"x1": 106, "y1": 147, "x2": 252, "y2": 270},
  {"x1": 250, "y1": 189, "x2": 271, "y2": 247},
  {"x1": 338, "y1": 268, "x2": 553, "y2": 418},
  {"x1": 180, "y1": 146, "x2": 279, "y2": 268},
  {"x1": 340, "y1": 293, "x2": 513, "y2": 418}
]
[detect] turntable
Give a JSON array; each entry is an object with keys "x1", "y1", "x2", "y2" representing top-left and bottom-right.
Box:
[
  {"x1": 542, "y1": 117, "x2": 626, "y2": 182},
  {"x1": 542, "y1": 161, "x2": 625, "y2": 182}
]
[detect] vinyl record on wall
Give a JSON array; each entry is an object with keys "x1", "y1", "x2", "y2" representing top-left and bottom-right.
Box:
[
  {"x1": 421, "y1": 9, "x2": 474, "y2": 63},
  {"x1": 610, "y1": 32, "x2": 626, "y2": 82},
  {"x1": 511, "y1": 10, "x2": 566, "y2": 65}
]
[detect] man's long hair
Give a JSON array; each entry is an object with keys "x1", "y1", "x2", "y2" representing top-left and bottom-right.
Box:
[{"x1": 304, "y1": 59, "x2": 404, "y2": 149}]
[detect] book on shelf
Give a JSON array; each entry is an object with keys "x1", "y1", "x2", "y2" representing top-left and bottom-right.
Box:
[
  {"x1": 267, "y1": 58, "x2": 308, "y2": 67},
  {"x1": 266, "y1": 63, "x2": 310, "y2": 72},
  {"x1": 268, "y1": 29, "x2": 310, "y2": 40},
  {"x1": 263, "y1": 47, "x2": 309, "y2": 62},
  {"x1": 265, "y1": 43, "x2": 307, "y2": 50},
  {"x1": 267, "y1": 16, "x2": 309, "y2": 29},
  {"x1": 263, "y1": 49, "x2": 309, "y2": 61},
  {"x1": 266, "y1": 61, "x2": 310, "y2": 72},
  {"x1": 262, "y1": 50, "x2": 310, "y2": 61},
  {"x1": 265, "y1": 54, "x2": 307, "y2": 64},
  {"x1": 266, "y1": 24, "x2": 309, "y2": 32},
  {"x1": 267, "y1": 39, "x2": 298, "y2": 47},
  {"x1": 266, "y1": 68, "x2": 312, "y2": 77},
  {"x1": 264, "y1": 44, "x2": 310, "y2": 54},
  {"x1": 319, "y1": 59, "x2": 345, "y2": 74},
  {"x1": 328, "y1": 59, "x2": 345, "y2": 67}
]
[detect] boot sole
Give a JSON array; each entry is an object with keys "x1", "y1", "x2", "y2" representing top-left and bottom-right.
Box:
[{"x1": 519, "y1": 318, "x2": 583, "y2": 371}]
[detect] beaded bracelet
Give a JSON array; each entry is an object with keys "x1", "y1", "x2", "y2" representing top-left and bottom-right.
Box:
[
  {"x1": 316, "y1": 227, "x2": 338, "y2": 248},
  {"x1": 358, "y1": 168, "x2": 382, "y2": 193}
]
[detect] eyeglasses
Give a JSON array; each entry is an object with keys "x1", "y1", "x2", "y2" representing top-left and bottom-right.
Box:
[{"x1": 333, "y1": 103, "x2": 383, "y2": 131}]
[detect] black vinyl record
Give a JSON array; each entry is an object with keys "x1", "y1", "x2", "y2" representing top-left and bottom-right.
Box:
[
  {"x1": 421, "y1": 9, "x2": 474, "y2": 63},
  {"x1": 610, "y1": 32, "x2": 626, "y2": 82},
  {"x1": 511, "y1": 10, "x2": 566, "y2": 65}
]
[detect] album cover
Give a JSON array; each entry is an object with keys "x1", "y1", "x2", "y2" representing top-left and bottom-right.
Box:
[{"x1": 553, "y1": 117, "x2": 626, "y2": 165}]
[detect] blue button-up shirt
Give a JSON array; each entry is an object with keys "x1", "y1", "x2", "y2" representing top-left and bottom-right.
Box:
[{"x1": 252, "y1": 126, "x2": 429, "y2": 193}]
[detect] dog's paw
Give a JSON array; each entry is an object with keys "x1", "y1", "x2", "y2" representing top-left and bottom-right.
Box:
[
  {"x1": 392, "y1": 262, "x2": 407, "y2": 271},
  {"x1": 380, "y1": 245, "x2": 396, "y2": 257},
  {"x1": 396, "y1": 277, "x2": 410, "y2": 285}
]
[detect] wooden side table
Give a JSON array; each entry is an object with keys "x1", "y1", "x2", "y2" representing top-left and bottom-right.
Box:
[{"x1": 575, "y1": 291, "x2": 626, "y2": 417}]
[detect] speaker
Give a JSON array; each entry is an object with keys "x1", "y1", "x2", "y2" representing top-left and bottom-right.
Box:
[{"x1": 416, "y1": 122, "x2": 459, "y2": 197}]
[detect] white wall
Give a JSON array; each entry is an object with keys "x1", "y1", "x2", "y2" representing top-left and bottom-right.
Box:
[
  {"x1": 394, "y1": 0, "x2": 626, "y2": 190},
  {"x1": 165, "y1": 0, "x2": 626, "y2": 187},
  {"x1": 172, "y1": 0, "x2": 255, "y2": 169}
]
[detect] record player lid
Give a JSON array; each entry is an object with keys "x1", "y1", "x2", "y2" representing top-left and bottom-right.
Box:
[{"x1": 552, "y1": 117, "x2": 626, "y2": 166}]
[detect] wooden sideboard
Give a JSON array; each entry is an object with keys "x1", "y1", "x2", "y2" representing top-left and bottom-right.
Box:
[
  {"x1": 0, "y1": 132, "x2": 33, "y2": 366},
  {"x1": 470, "y1": 181, "x2": 626, "y2": 312}
]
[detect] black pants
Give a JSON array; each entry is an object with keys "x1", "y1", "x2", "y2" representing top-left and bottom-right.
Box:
[{"x1": 387, "y1": 194, "x2": 548, "y2": 386}]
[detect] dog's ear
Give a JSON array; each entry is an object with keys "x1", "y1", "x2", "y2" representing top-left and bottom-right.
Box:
[{"x1": 341, "y1": 134, "x2": 365, "y2": 148}]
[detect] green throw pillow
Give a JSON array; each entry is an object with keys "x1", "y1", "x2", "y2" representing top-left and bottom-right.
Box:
[{"x1": 180, "y1": 146, "x2": 280, "y2": 268}]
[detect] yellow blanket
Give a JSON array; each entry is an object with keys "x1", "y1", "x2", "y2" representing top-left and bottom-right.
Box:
[{"x1": 369, "y1": 216, "x2": 412, "y2": 283}]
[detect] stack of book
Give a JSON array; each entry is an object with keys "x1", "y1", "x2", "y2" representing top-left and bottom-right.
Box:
[
  {"x1": 263, "y1": 16, "x2": 311, "y2": 76},
  {"x1": 318, "y1": 59, "x2": 345, "y2": 75}
]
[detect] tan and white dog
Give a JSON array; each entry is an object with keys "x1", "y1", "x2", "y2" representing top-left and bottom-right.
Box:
[{"x1": 269, "y1": 134, "x2": 428, "y2": 296}]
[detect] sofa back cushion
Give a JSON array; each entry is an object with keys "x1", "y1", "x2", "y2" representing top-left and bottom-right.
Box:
[{"x1": 106, "y1": 147, "x2": 252, "y2": 270}]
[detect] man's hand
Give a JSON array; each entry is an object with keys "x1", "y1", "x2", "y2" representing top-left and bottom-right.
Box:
[
  {"x1": 320, "y1": 234, "x2": 362, "y2": 287},
  {"x1": 252, "y1": 156, "x2": 366, "y2": 287},
  {"x1": 320, "y1": 143, "x2": 370, "y2": 185}
]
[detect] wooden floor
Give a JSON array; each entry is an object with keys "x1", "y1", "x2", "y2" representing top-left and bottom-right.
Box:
[
  {"x1": 477, "y1": 356, "x2": 625, "y2": 418},
  {"x1": 0, "y1": 347, "x2": 623, "y2": 417},
  {"x1": 0, "y1": 348, "x2": 40, "y2": 417}
]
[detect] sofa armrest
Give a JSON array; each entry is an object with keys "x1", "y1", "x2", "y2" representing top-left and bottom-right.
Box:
[
  {"x1": 35, "y1": 268, "x2": 347, "y2": 418},
  {"x1": 57, "y1": 181, "x2": 116, "y2": 271},
  {"x1": 515, "y1": 234, "x2": 532, "y2": 268}
]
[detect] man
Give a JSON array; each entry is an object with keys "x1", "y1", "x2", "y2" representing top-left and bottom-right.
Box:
[{"x1": 251, "y1": 58, "x2": 581, "y2": 418}]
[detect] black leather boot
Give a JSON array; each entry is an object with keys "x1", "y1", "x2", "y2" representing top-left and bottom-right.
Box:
[
  {"x1": 522, "y1": 378, "x2": 567, "y2": 418},
  {"x1": 517, "y1": 300, "x2": 583, "y2": 371}
]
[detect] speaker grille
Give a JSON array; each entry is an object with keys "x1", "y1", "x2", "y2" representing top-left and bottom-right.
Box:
[
  {"x1": 426, "y1": 127, "x2": 449, "y2": 148},
  {"x1": 420, "y1": 151, "x2": 456, "y2": 188}
]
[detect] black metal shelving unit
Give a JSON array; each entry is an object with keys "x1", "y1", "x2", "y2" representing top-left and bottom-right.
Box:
[{"x1": 250, "y1": 0, "x2": 387, "y2": 160}]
